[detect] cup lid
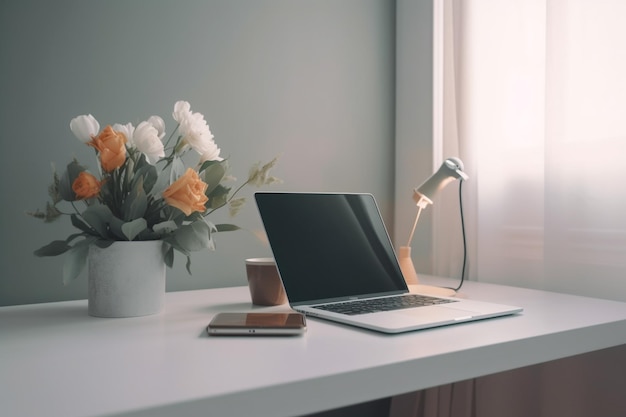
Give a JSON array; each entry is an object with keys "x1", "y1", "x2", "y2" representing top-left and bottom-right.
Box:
[{"x1": 245, "y1": 257, "x2": 275, "y2": 265}]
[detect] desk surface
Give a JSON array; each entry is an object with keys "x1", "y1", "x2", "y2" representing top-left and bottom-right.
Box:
[{"x1": 2, "y1": 277, "x2": 626, "y2": 417}]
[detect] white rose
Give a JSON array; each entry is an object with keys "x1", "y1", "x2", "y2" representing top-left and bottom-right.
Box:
[
  {"x1": 147, "y1": 115, "x2": 165, "y2": 139},
  {"x1": 70, "y1": 114, "x2": 100, "y2": 143},
  {"x1": 134, "y1": 121, "x2": 165, "y2": 165},
  {"x1": 172, "y1": 101, "x2": 222, "y2": 160},
  {"x1": 199, "y1": 140, "x2": 223, "y2": 163},
  {"x1": 172, "y1": 101, "x2": 191, "y2": 124},
  {"x1": 112, "y1": 123, "x2": 135, "y2": 146}
]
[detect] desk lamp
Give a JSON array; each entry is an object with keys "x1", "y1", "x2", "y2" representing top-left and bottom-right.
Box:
[{"x1": 398, "y1": 157, "x2": 468, "y2": 296}]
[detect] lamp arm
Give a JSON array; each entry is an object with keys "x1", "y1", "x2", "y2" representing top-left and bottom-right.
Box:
[{"x1": 406, "y1": 204, "x2": 424, "y2": 247}]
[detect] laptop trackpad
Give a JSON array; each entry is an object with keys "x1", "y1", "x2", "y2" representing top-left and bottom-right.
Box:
[{"x1": 394, "y1": 306, "x2": 476, "y2": 321}]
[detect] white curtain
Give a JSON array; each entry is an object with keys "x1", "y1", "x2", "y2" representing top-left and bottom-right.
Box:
[
  {"x1": 391, "y1": 1, "x2": 626, "y2": 416},
  {"x1": 435, "y1": 0, "x2": 626, "y2": 302}
]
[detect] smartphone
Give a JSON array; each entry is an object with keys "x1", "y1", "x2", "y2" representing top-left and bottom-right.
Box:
[{"x1": 207, "y1": 312, "x2": 307, "y2": 336}]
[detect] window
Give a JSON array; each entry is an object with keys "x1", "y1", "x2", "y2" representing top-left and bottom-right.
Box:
[{"x1": 435, "y1": 0, "x2": 626, "y2": 301}]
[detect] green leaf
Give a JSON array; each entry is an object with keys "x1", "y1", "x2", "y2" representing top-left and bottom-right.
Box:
[
  {"x1": 129, "y1": 191, "x2": 148, "y2": 220},
  {"x1": 133, "y1": 152, "x2": 149, "y2": 172},
  {"x1": 81, "y1": 205, "x2": 114, "y2": 238},
  {"x1": 164, "y1": 245, "x2": 174, "y2": 268},
  {"x1": 107, "y1": 215, "x2": 126, "y2": 240},
  {"x1": 136, "y1": 229, "x2": 159, "y2": 241},
  {"x1": 172, "y1": 221, "x2": 211, "y2": 252},
  {"x1": 163, "y1": 235, "x2": 189, "y2": 256},
  {"x1": 201, "y1": 161, "x2": 226, "y2": 194},
  {"x1": 66, "y1": 232, "x2": 89, "y2": 244},
  {"x1": 59, "y1": 160, "x2": 86, "y2": 201},
  {"x1": 133, "y1": 163, "x2": 158, "y2": 194},
  {"x1": 34, "y1": 240, "x2": 71, "y2": 257},
  {"x1": 93, "y1": 239, "x2": 115, "y2": 249},
  {"x1": 121, "y1": 218, "x2": 147, "y2": 241},
  {"x1": 185, "y1": 255, "x2": 192, "y2": 274},
  {"x1": 122, "y1": 176, "x2": 148, "y2": 221},
  {"x1": 71, "y1": 214, "x2": 96, "y2": 235},
  {"x1": 153, "y1": 220, "x2": 177, "y2": 236},
  {"x1": 198, "y1": 159, "x2": 221, "y2": 172},
  {"x1": 215, "y1": 224, "x2": 241, "y2": 232},
  {"x1": 62, "y1": 238, "x2": 95, "y2": 285},
  {"x1": 207, "y1": 184, "x2": 229, "y2": 209}
]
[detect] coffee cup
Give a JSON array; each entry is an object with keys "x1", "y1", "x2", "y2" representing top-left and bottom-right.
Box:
[{"x1": 245, "y1": 258, "x2": 287, "y2": 306}]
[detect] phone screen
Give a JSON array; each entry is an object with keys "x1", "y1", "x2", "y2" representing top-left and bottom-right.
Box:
[{"x1": 207, "y1": 312, "x2": 307, "y2": 336}]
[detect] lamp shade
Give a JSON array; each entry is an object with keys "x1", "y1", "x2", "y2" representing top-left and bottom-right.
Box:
[{"x1": 413, "y1": 157, "x2": 468, "y2": 207}]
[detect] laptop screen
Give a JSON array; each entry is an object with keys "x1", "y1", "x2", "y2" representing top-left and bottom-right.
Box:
[{"x1": 254, "y1": 193, "x2": 409, "y2": 304}]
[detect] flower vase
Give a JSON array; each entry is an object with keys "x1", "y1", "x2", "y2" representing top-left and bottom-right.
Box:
[{"x1": 88, "y1": 240, "x2": 166, "y2": 318}]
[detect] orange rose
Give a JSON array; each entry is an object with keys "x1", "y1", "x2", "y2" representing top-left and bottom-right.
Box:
[
  {"x1": 72, "y1": 171, "x2": 102, "y2": 200},
  {"x1": 89, "y1": 125, "x2": 127, "y2": 172},
  {"x1": 163, "y1": 168, "x2": 209, "y2": 216}
]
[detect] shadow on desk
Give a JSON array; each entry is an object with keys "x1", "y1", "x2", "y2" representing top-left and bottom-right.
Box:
[{"x1": 300, "y1": 398, "x2": 391, "y2": 417}]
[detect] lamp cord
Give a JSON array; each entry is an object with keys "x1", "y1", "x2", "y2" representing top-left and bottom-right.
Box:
[{"x1": 446, "y1": 180, "x2": 467, "y2": 292}]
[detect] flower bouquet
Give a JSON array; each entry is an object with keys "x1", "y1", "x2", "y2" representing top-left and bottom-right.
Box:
[{"x1": 29, "y1": 101, "x2": 280, "y2": 285}]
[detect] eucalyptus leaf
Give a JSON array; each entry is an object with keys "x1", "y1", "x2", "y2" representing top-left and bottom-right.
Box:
[
  {"x1": 136, "y1": 229, "x2": 159, "y2": 241},
  {"x1": 129, "y1": 190, "x2": 148, "y2": 221},
  {"x1": 172, "y1": 221, "x2": 211, "y2": 252},
  {"x1": 164, "y1": 245, "x2": 174, "y2": 268},
  {"x1": 198, "y1": 159, "x2": 221, "y2": 173},
  {"x1": 93, "y1": 239, "x2": 115, "y2": 249},
  {"x1": 134, "y1": 152, "x2": 149, "y2": 171},
  {"x1": 130, "y1": 164, "x2": 149, "y2": 190},
  {"x1": 139, "y1": 164, "x2": 158, "y2": 194},
  {"x1": 81, "y1": 205, "x2": 114, "y2": 238},
  {"x1": 201, "y1": 161, "x2": 226, "y2": 194},
  {"x1": 34, "y1": 240, "x2": 71, "y2": 257},
  {"x1": 108, "y1": 215, "x2": 126, "y2": 240},
  {"x1": 153, "y1": 220, "x2": 177, "y2": 235},
  {"x1": 185, "y1": 255, "x2": 192, "y2": 274},
  {"x1": 160, "y1": 241, "x2": 170, "y2": 258},
  {"x1": 163, "y1": 235, "x2": 189, "y2": 256},
  {"x1": 67, "y1": 232, "x2": 89, "y2": 244},
  {"x1": 71, "y1": 214, "x2": 96, "y2": 235},
  {"x1": 122, "y1": 177, "x2": 148, "y2": 221},
  {"x1": 207, "y1": 185, "x2": 229, "y2": 209},
  {"x1": 164, "y1": 208, "x2": 186, "y2": 225},
  {"x1": 62, "y1": 237, "x2": 95, "y2": 285},
  {"x1": 187, "y1": 211, "x2": 204, "y2": 222},
  {"x1": 121, "y1": 218, "x2": 148, "y2": 241},
  {"x1": 215, "y1": 224, "x2": 241, "y2": 232}
]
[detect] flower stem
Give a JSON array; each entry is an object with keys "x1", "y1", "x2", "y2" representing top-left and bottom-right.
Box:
[
  {"x1": 70, "y1": 201, "x2": 82, "y2": 217},
  {"x1": 163, "y1": 124, "x2": 179, "y2": 149}
]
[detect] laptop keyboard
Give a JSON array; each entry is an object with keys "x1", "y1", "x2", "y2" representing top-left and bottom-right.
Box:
[{"x1": 311, "y1": 294, "x2": 458, "y2": 316}]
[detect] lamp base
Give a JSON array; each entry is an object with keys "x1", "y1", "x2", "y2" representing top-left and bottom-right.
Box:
[
  {"x1": 397, "y1": 246, "x2": 457, "y2": 297},
  {"x1": 397, "y1": 246, "x2": 419, "y2": 285},
  {"x1": 410, "y1": 284, "x2": 457, "y2": 298}
]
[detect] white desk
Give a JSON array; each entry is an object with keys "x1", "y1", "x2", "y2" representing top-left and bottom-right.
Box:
[{"x1": 2, "y1": 277, "x2": 626, "y2": 417}]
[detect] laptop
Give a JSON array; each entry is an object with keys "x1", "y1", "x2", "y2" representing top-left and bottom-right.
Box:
[{"x1": 254, "y1": 192, "x2": 523, "y2": 334}]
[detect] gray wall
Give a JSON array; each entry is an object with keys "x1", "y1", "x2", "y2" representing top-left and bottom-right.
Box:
[
  {"x1": 0, "y1": 0, "x2": 397, "y2": 306},
  {"x1": 394, "y1": 0, "x2": 434, "y2": 275}
]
